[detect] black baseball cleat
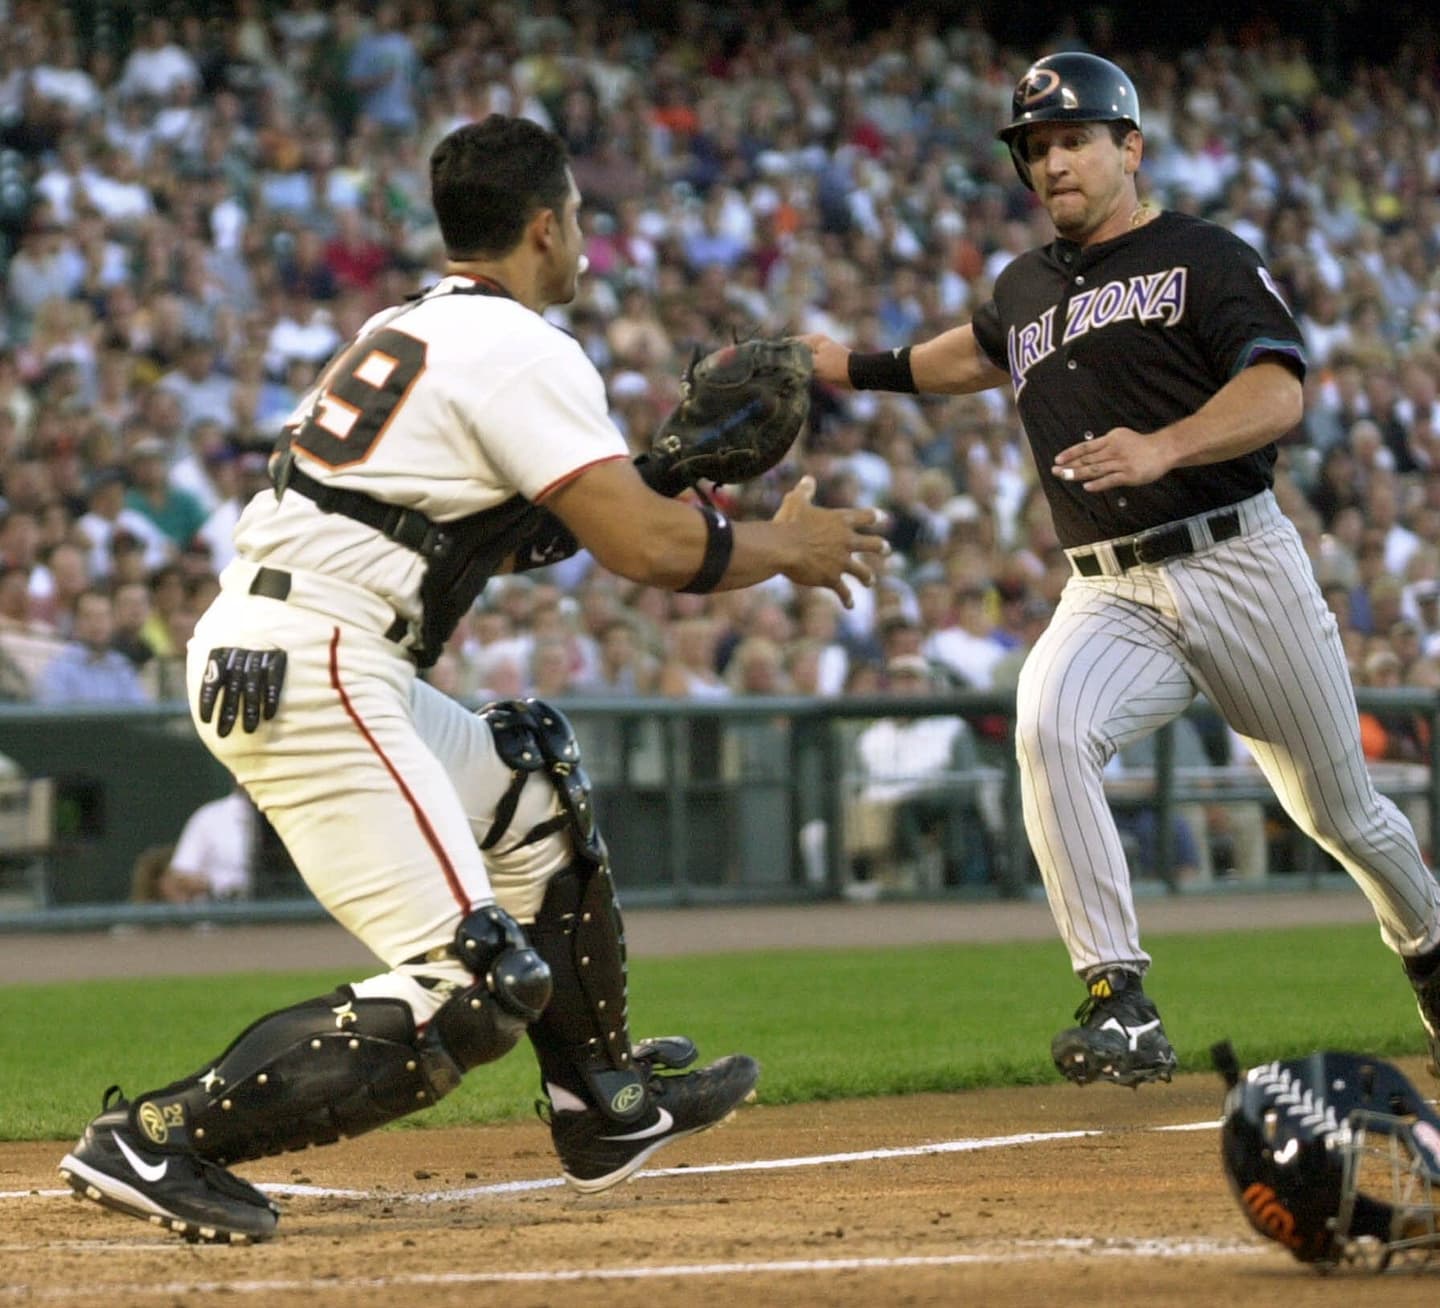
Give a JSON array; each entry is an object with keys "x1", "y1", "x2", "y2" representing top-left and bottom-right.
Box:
[
  {"x1": 58, "y1": 1086, "x2": 279, "y2": 1244},
  {"x1": 543, "y1": 1048, "x2": 760, "y2": 1195},
  {"x1": 1402, "y1": 946, "x2": 1440, "y2": 1078},
  {"x1": 1051, "y1": 968, "x2": 1178, "y2": 1088}
]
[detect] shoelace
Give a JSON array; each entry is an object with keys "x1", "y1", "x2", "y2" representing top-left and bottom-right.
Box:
[{"x1": 1073, "y1": 987, "x2": 1144, "y2": 1025}]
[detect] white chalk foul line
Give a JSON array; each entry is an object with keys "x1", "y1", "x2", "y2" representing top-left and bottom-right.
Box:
[
  {"x1": 1, "y1": 1120, "x2": 1221, "y2": 1204},
  {"x1": 0, "y1": 1238, "x2": 1266, "y2": 1300}
]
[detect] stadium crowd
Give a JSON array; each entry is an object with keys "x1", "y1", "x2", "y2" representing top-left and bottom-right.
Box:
[{"x1": 0, "y1": 2, "x2": 1438, "y2": 783}]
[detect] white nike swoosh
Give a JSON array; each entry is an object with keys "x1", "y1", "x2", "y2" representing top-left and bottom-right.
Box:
[
  {"x1": 113, "y1": 1132, "x2": 168, "y2": 1183},
  {"x1": 1100, "y1": 1016, "x2": 1162, "y2": 1051},
  {"x1": 598, "y1": 1107, "x2": 675, "y2": 1142}
]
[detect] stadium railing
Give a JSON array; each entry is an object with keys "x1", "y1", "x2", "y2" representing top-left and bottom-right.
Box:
[{"x1": 1, "y1": 688, "x2": 1437, "y2": 930}]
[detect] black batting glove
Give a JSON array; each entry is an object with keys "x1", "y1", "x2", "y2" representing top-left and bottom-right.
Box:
[{"x1": 198, "y1": 646, "x2": 288, "y2": 737}]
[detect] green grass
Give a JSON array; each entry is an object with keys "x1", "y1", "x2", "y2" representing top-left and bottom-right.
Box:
[{"x1": 1, "y1": 923, "x2": 1424, "y2": 1141}]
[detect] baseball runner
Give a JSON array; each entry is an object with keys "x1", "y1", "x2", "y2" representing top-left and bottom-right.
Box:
[
  {"x1": 59, "y1": 114, "x2": 884, "y2": 1243},
  {"x1": 804, "y1": 52, "x2": 1440, "y2": 1088}
]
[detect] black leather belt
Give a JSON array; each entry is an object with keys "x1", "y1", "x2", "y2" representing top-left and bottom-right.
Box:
[
  {"x1": 249, "y1": 565, "x2": 410, "y2": 644},
  {"x1": 1073, "y1": 509, "x2": 1241, "y2": 577}
]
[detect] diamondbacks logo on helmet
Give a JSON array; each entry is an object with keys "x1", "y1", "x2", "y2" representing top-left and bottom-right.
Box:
[
  {"x1": 1019, "y1": 68, "x2": 1061, "y2": 107},
  {"x1": 998, "y1": 52, "x2": 1142, "y2": 190}
]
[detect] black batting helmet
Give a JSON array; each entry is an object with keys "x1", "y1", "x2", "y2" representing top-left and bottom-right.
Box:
[
  {"x1": 997, "y1": 52, "x2": 1141, "y2": 190},
  {"x1": 1215, "y1": 1043, "x2": 1440, "y2": 1271}
]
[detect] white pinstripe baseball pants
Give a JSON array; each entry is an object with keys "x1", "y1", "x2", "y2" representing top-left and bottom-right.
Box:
[{"x1": 1016, "y1": 491, "x2": 1440, "y2": 977}]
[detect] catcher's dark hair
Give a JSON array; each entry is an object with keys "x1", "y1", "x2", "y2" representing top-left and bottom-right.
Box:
[{"x1": 430, "y1": 115, "x2": 572, "y2": 261}]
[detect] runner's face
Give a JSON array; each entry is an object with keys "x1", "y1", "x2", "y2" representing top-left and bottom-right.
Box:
[{"x1": 1024, "y1": 122, "x2": 1137, "y2": 243}]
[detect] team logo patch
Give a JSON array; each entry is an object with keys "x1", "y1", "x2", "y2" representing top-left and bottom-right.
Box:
[
  {"x1": 137, "y1": 1102, "x2": 170, "y2": 1146},
  {"x1": 1019, "y1": 68, "x2": 1061, "y2": 106},
  {"x1": 1241, "y1": 1182, "x2": 1303, "y2": 1251},
  {"x1": 611, "y1": 1083, "x2": 644, "y2": 1116}
]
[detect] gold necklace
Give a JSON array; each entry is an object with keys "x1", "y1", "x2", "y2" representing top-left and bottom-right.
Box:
[{"x1": 1130, "y1": 201, "x2": 1158, "y2": 228}]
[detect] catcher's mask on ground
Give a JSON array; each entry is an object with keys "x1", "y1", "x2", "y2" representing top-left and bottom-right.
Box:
[
  {"x1": 1213, "y1": 1041, "x2": 1440, "y2": 1271},
  {"x1": 997, "y1": 52, "x2": 1141, "y2": 190}
]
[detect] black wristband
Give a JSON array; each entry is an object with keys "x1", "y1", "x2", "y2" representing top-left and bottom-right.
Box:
[
  {"x1": 678, "y1": 504, "x2": 734, "y2": 594},
  {"x1": 847, "y1": 346, "x2": 917, "y2": 393}
]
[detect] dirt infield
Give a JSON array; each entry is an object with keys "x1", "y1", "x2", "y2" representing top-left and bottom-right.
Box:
[{"x1": 6, "y1": 891, "x2": 1437, "y2": 1305}]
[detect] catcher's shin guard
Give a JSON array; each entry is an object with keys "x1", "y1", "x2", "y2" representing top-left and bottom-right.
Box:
[
  {"x1": 527, "y1": 857, "x2": 648, "y2": 1122},
  {"x1": 128, "y1": 908, "x2": 550, "y2": 1165},
  {"x1": 475, "y1": 697, "x2": 645, "y2": 1120}
]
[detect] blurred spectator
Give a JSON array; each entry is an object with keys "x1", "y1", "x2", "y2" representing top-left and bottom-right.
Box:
[
  {"x1": 6, "y1": 212, "x2": 84, "y2": 332},
  {"x1": 123, "y1": 437, "x2": 206, "y2": 550},
  {"x1": 111, "y1": 580, "x2": 157, "y2": 671},
  {"x1": 0, "y1": 563, "x2": 49, "y2": 635},
  {"x1": 846, "y1": 654, "x2": 990, "y2": 890},
  {"x1": 919, "y1": 579, "x2": 1007, "y2": 690},
  {"x1": 118, "y1": 18, "x2": 200, "y2": 102},
  {"x1": 1358, "y1": 648, "x2": 1428, "y2": 764},
  {"x1": 36, "y1": 589, "x2": 149, "y2": 704},
  {"x1": 168, "y1": 419, "x2": 234, "y2": 516},
  {"x1": 29, "y1": 541, "x2": 89, "y2": 633},
  {"x1": 725, "y1": 636, "x2": 789, "y2": 696},
  {"x1": 1104, "y1": 719, "x2": 1210, "y2": 884},
  {"x1": 158, "y1": 787, "x2": 258, "y2": 903},
  {"x1": 76, "y1": 466, "x2": 171, "y2": 577},
  {"x1": 577, "y1": 618, "x2": 658, "y2": 697},
  {"x1": 346, "y1": 2, "x2": 421, "y2": 135},
  {"x1": 157, "y1": 336, "x2": 234, "y2": 431},
  {"x1": 658, "y1": 616, "x2": 730, "y2": 699},
  {"x1": 991, "y1": 599, "x2": 1055, "y2": 693},
  {"x1": 1417, "y1": 582, "x2": 1440, "y2": 656},
  {"x1": 529, "y1": 637, "x2": 575, "y2": 700},
  {"x1": 793, "y1": 590, "x2": 850, "y2": 695},
  {"x1": 264, "y1": 289, "x2": 340, "y2": 377},
  {"x1": 195, "y1": 447, "x2": 271, "y2": 571},
  {"x1": 323, "y1": 207, "x2": 392, "y2": 298}
]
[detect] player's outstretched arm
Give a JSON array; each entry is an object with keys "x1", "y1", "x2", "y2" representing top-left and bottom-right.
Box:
[
  {"x1": 798, "y1": 324, "x2": 1009, "y2": 396},
  {"x1": 543, "y1": 460, "x2": 887, "y2": 609}
]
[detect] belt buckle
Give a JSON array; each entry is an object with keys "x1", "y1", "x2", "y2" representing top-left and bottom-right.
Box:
[
  {"x1": 1132, "y1": 524, "x2": 1188, "y2": 566},
  {"x1": 1129, "y1": 532, "x2": 1158, "y2": 566}
]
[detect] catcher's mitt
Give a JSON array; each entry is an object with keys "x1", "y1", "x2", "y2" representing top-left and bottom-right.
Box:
[{"x1": 639, "y1": 338, "x2": 812, "y2": 498}]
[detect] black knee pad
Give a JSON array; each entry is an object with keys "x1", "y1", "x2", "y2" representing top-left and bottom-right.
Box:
[
  {"x1": 477, "y1": 698, "x2": 604, "y2": 866},
  {"x1": 425, "y1": 905, "x2": 553, "y2": 1086}
]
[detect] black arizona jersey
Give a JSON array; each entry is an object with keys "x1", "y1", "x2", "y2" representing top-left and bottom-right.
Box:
[{"x1": 971, "y1": 210, "x2": 1307, "y2": 548}]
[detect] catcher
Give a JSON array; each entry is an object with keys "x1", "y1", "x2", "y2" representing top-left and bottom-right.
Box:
[{"x1": 58, "y1": 114, "x2": 882, "y2": 1244}]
